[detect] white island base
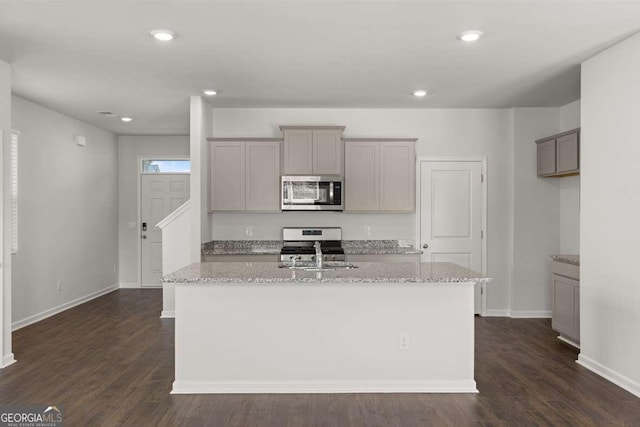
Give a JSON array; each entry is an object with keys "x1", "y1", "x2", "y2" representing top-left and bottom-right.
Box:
[{"x1": 172, "y1": 281, "x2": 477, "y2": 394}]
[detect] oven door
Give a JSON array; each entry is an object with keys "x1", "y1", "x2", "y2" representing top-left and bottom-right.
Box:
[{"x1": 281, "y1": 176, "x2": 343, "y2": 211}]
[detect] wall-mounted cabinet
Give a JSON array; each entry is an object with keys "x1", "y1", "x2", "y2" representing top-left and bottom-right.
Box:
[
  {"x1": 536, "y1": 128, "x2": 580, "y2": 177},
  {"x1": 281, "y1": 126, "x2": 344, "y2": 175},
  {"x1": 551, "y1": 260, "x2": 580, "y2": 345},
  {"x1": 344, "y1": 139, "x2": 416, "y2": 212},
  {"x1": 209, "y1": 139, "x2": 281, "y2": 212}
]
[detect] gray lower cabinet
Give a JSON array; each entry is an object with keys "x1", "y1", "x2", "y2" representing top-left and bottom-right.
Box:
[
  {"x1": 551, "y1": 261, "x2": 580, "y2": 345},
  {"x1": 209, "y1": 139, "x2": 281, "y2": 212},
  {"x1": 536, "y1": 128, "x2": 580, "y2": 177}
]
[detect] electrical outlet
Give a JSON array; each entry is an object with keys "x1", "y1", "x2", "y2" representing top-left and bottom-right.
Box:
[
  {"x1": 398, "y1": 239, "x2": 413, "y2": 248},
  {"x1": 365, "y1": 226, "x2": 372, "y2": 236},
  {"x1": 56, "y1": 280, "x2": 62, "y2": 291},
  {"x1": 399, "y1": 334, "x2": 410, "y2": 350},
  {"x1": 245, "y1": 226, "x2": 253, "y2": 237}
]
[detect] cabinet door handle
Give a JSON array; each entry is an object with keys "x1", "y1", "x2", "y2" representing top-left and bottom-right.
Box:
[{"x1": 422, "y1": 244, "x2": 429, "y2": 249}]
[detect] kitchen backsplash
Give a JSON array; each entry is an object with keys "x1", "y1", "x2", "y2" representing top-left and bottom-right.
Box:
[{"x1": 209, "y1": 212, "x2": 415, "y2": 240}]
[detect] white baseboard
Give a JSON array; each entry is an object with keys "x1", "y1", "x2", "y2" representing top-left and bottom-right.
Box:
[
  {"x1": 558, "y1": 335, "x2": 580, "y2": 349},
  {"x1": 511, "y1": 310, "x2": 552, "y2": 318},
  {"x1": 483, "y1": 309, "x2": 552, "y2": 319},
  {"x1": 485, "y1": 309, "x2": 511, "y2": 317},
  {"x1": 12, "y1": 284, "x2": 119, "y2": 331},
  {"x1": 119, "y1": 282, "x2": 139, "y2": 289},
  {"x1": 1, "y1": 353, "x2": 16, "y2": 368},
  {"x1": 160, "y1": 310, "x2": 175, "y2": 319},
  {"x1": 577, "y1": 354, "x2": 640, "y2": 398},
  {"x1": 171, "y1": 380, "x2": 478, "y2": 394}
]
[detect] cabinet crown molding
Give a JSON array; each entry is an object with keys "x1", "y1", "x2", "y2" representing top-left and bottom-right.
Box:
[
  {"x1": 280, "y1": 125, "x2": 346, "y2": 131},
  {"x1": 207, "y1": 137, "x2": 283, "y2": 142},
  {"x1": 343, "y1": 138, "x2": 418, "y2": 142},
  {"x1": 535, "y1": 128, "x2": 580, "y2": 144}
]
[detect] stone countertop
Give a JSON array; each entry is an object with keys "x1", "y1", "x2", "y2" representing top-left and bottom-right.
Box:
[
  {"x1": 201, "y1": 240, "x2": 422, "y2": 256},
  {"x1": 551, "y1": 255, "x2": 580, "y2": 266},
  {"x1": 162, "y1": 261, "x2": 491, "y2": 284},
  {"x1": 339, "y1": 240, "x2": 422, "y2": 255},
  {"x1": 201, "y1": 240, "x2": 281, "y2": 255}
]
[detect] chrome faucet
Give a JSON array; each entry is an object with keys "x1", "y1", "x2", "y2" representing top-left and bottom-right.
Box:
[
  {"x1": 314, "y1": 241, "x2": 323, "y2": 268},
  {"x1": 289, "y1": 255, "x2": 302, "y2": 268}
]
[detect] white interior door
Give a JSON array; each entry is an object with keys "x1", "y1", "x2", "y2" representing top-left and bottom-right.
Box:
[
  {"x1": 141, "y1": 174, "x2": 190, "y2": 287},
  {"x1": 420, "y1": 161, "x2": 485, "y2": 314}
]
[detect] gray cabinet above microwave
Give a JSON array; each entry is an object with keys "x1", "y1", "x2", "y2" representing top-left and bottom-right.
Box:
[{"x1": 281, "y1": 126, "x2": 345, "y2": 175}]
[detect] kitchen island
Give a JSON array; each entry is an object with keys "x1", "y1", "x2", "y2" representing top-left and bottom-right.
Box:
[{"x1": 164, "y1": 261, "x2": 490, "y2": 394}]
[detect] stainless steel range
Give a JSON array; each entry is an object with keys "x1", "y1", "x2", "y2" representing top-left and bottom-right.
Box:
[{"x1": 280, "y1": 227, "x2": 346, "y2": 263}]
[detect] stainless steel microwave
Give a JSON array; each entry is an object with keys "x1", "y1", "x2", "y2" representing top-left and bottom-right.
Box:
[{"x1": 281, "y1": 176, "x2": 343, "y2": 211}]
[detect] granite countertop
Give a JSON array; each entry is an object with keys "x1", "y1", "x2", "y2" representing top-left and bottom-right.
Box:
[
  {"x1": 342, "y1": 240, "x2": 422, "y2": 255},
  {"x1": 201, "y1": 240, "x2": 281, "y2": 255},
  {"x1": 551, "y1": 255, "x2": 580, "y2": 266},
  {"x1": 162, "y1": 261, "x2": 491, "y2": 284},
  {"x1": 201, "y1": 240, "x2": 422, "y2": 256}
]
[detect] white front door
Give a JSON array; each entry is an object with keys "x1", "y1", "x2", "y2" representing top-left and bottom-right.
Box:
[
  {"x1": 140, "y1": 174, "x2": 190, "y2": 287},
  {"x1": 419, "y1": 160, "x2": 485, "y2": 314}
]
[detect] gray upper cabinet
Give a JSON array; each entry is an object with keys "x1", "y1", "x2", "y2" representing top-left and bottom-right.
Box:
[
  {"x1": 345, "y1": 139, "x2": 416, "y2": 212},
  {"x1": 345, "y1": 141, "x2": 379, "y2": 211},
  {"x1": 380, "y1": 141, "x2": 415, "y2": 211},
  {"x1": 209, "y1": 139, "x2": 281, "y2": 212},
  {"x1": 556, "y1": 132, "x2": 579, "y2": 174},
  {"x1": 536, "y1": 128, "x2": 580, "y2": 177},
  {"x1": 537, "y1": 139, "x2": 556, "y2": 176},
  {"x1": 282, "y1": 128, "x2": 313, "y2": 175},
  {"x1": 281, "y1": 126, "x2": 344, "y2": 175},
  {"x1": 245, "y1": 141, "x2": 281, "y2": 211},
  {"x1": 209, "y1": 140, "x2": 245, "y2": 211}
]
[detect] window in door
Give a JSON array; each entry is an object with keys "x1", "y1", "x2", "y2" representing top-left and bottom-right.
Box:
[{"x1": 141, "y1": 160, "x2": 190, "y2": 173}]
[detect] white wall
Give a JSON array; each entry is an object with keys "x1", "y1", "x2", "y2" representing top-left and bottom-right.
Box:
[
  {"x1": 211, "y1": 108, "x2": 513, "y2": 312},
  {"x1": 211, "y1": 212, "x2": 414, "y2": 240},
  {"x1": 559, "y1": 100, "x2": 581, "y2": 254},
  {"x1": 0, "y1": 59, "x2": 13, "y2": 366},
  {"x1": 117, "y1": 135, "x2": 189, "y2": 286},
  {"x1": 189, "y1": 97, "x2": 212, "y2": 264},
  {"x1": 11, "y1": 96, "x2": 119, "y2": 328},
  {"x1": 511, "y1": 108, "x2": 562, "y2": 315},
  {"x1": 579, "y1": 33, "x2": 640, "y2": 397}
]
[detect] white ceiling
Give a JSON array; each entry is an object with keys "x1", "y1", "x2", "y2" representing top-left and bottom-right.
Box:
[{"x1": 1, "y1": 1, "x2": 639, "y2": 135}]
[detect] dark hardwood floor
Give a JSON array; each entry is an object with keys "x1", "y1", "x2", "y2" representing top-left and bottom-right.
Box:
[{"x1": 1, "y1": 289, "x2": 638, "y2": 426}]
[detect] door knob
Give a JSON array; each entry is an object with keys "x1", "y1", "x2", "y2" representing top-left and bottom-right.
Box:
[{"x1": 422, "y1": 244, "x2": 429, "y2": 249}]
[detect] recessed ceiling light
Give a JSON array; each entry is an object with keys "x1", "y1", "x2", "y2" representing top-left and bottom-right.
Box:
[
  {"x1": 150, "y1": 29, "x2": 176, "y2": 41},
  {"x1": 120, "y1": 117, "x2": 134, "y2": 123},
  {"x1": 98, "y1": 111, "x2": 118, "y2": 117},
  {"x1": 203, "y1": 90, "x2": 217, "y2": 96},
  {"x1": 413, "y1": 90, "x2": 428, "y2": 97},
  {"x1": 458, "y1": 30, "x2": 483, "y2": 42}
]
